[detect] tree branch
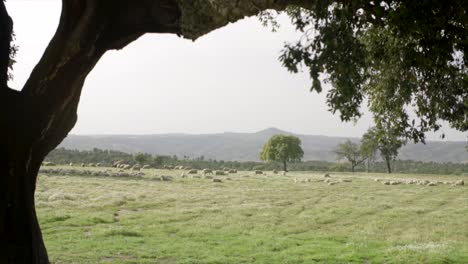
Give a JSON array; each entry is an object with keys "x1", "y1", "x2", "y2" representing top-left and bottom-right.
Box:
[{"x1": 175, "y1": 0, "x2": 315, "y2": 40}]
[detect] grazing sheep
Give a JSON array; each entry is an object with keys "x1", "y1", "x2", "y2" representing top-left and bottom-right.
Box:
[
  {"x1": 428, "y1": 182, "x2": 437, "y2": 186},
  {"x1": 273, "y1": 169, "x2": 278, "y2": 174},
  {"x1": 69, "y1": 162, "x2": 74, "y2": 166},
  {"x1": 213, "y1": 179, "x2": 222, "y2": 183},
  {"x1": 374, "y1": 178, "x2": 380, "y2": 182},
  {"x1": 161, "y1": 176, "x2": 173, "y2": 182},
  {"x1": 255, "y1": 170, "x2": 263, "y2": 175},
  {"x1": 142, "y1": 164, "x2": 151, "y2": 169},
  {"x1": 81, "y1": 163, "x2": 85, "y2": 167},
  {"x1": 455, "y1": 180, "x2": 464, "y2": 186},
  {"x1": 202, "y1": 169, "x2": 213, "y2": 175},
  {"x1": 96, "y1": 163, "x2": 101, "y2": 167},
  {"x1": 113, "y1": 160, "x2": 124, "y2": 167},
  {"x1": 215, "y1": 171, "x2": 225, "y2": 176},
  {"x1": 324, "y1": 173, "x2": 330, "y2": 178},
  {"x1": 188, "y1": 169, "x2": 198, "y2": 174},
  {"x1": 383, "y1": 181, "x2": 391, "y2": 185},
  {"x1": 229, "y1": 169, "x2": 237, "y2": 174},
  {"x1": 132, "y1": 165, "x2": 141, "y2": 171}
]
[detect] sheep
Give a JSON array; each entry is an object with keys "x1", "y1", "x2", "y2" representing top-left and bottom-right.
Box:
[
  {"x1": 229, "y1": 169, "x2": 237, "y2": 174},
  {"x1": 455, "y1": 180, "x2": 464, "y2": 186},
  {"x1": 215, "y1": 171, "x2": 225, "y2": 176},
  {"x1": 202, "y1": 169, "x2": 213, "y2": 175},
  {"x1": 213, "y1": 179, "x2": 222, "y2": 183},
  {"x1": 132, "y1": 165, "x2": 141, "y2": 171},
  {"x1": 113, "y1": 160, "x2": 124, "y2": 167},
  {"x1": 188, "y1": 169, "x2": 198, "y2": 174},
  {"x1": 142, "y1": 164, "x2": 151, "y2": 169},
  {"x1": 161, "y1": 176, "x2": 173, "y2": 182},
  {"x1": 273, "y1": 169, "x2": 278, "y2": 174},
  {"x1": 324, "y1": 173, "x2": 330, "y2": 178},
  {"x1": 255, "y1": 170, "x2": 263, "y2": 175}
]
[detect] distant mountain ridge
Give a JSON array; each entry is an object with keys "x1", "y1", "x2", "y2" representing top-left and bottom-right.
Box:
[{"x1": 59, "y1": 128, "x2": 467, "y2": 163}]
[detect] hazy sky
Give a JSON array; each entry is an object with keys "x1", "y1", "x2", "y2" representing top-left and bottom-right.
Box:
[{"x1": 6, "y1": 1, "x2": 467, "y2": 141}]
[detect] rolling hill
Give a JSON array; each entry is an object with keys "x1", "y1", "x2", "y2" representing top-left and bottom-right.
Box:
[{"x1": 59, "y1": 128, "x2": 467, "y2": 163}]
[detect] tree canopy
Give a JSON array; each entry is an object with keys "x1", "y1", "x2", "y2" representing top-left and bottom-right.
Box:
[
  {"x1": 260, "y1": 134, "x2": 304, "y2": 171},
  {"x1": 273, "y1": 0, "x2": 467, "y2": 142}
]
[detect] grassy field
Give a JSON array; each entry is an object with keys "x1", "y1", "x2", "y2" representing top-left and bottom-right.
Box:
[{"x1": 36, "y1": 167, "x2": 468, "y2": 263}]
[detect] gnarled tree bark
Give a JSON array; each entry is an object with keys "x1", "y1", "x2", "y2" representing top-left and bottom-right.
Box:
[{"x1": 0, "y1": 0, "x2": 312, "y2": 263}]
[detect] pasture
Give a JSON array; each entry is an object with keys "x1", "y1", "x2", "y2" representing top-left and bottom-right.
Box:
[{"x1": 36, "y1": 167, "x2": 468, "y2": 263}]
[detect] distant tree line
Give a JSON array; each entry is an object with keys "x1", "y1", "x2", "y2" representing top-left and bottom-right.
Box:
[{"x1": 45, "y1": 148, "x2": 467, "y2": 176}]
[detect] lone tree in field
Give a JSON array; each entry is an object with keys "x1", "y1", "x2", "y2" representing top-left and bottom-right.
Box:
[
  {"x1": 360, "y1": 129, "x2": 379, "y2": 172},
  {"x1": 260, "y1": 134, "x2": 304, "y2": 172},
  {"x1": 362, "y1": 127, "x2": 404, "y2": 173},
  {"x1": 134, "y1": 152, "x2": 151, "y2": 166},
  {"x1": 0, "y1": 0, "x2": 466, "y2": 262},
  {"x1": 334, "y1": 140, "x2": 367, "y2": 172}
]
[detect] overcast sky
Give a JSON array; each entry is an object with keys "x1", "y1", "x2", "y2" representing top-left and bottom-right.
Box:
[{"x1": 6, "y1": 1, "x2": 467, "y2": 141}]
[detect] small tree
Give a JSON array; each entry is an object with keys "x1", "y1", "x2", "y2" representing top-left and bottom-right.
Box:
[
  {"x1": 375, "y1": 127, "x2": 404, "y2": 173},
  {"x1": 260, "y1": 134, "x2": 304, "y2": 172},
  {"x1": 360, "y1": 127, "x2": 404, "y2": 173},
  {"x1": 334, "y1": 140, "x2": 367, "y2": 172},
  {"x1": 134, "y1": 152, "x2": 151, "y2": 166},
  {"x1": 361, "y1": 129, "x2": 379, "y2": 172}
]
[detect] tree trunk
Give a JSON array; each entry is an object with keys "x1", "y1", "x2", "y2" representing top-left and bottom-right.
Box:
[
  {"x1": 385, "y1": 157, "x2": 392, "y2": 174},
  {"x1": 0, "y1": 155, "x2": 48, "y2": 263},
  {"x1": 283, "y1": 160, "x2": 288, "y2": 172}
]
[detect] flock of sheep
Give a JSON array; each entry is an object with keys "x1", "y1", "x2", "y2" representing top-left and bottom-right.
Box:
[
  {"x1": 291, "y1": 173, "x2": 464, "y2": 187},
  {"x1": 41, "y1": 161, "x2": 464, "y2": 188},
  {"x1": 374, "y1": 178, "x2": 464, "y2": 187}
]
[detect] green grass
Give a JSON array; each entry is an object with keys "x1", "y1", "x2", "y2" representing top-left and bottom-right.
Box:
[{"x1": 36, "y1": 167, "x2": 468, "y2": 263}]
